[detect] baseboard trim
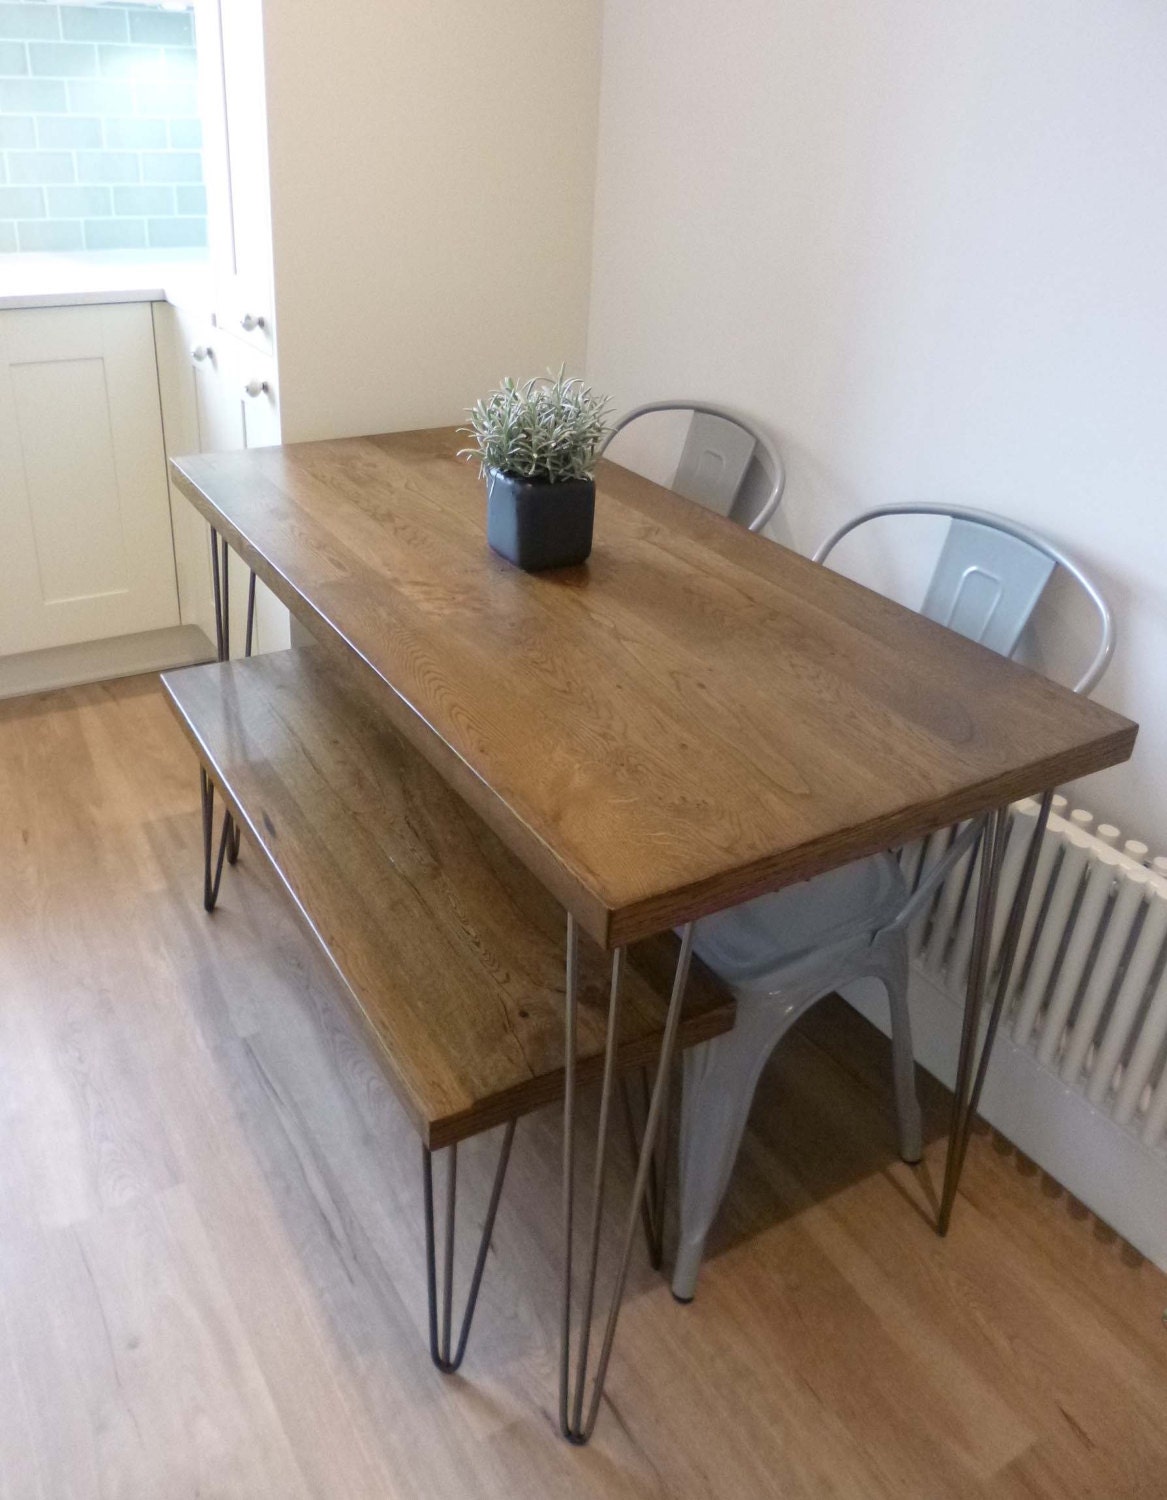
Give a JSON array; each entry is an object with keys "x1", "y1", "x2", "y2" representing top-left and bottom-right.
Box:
[
  {"x1": 840, "y1": 969, "x2": 1167, "y2": 1273},
  {"x1": 0, "y1": 624, "x2": 214, "y2": 700}
]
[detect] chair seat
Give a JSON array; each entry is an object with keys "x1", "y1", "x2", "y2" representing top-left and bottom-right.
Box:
[{"x1": 692, "y1": 852, "x2": 907, "y2": 986}]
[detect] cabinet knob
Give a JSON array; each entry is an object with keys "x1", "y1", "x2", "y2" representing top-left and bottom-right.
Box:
[
  {"x1": 243, "y1": 379, "x2": 269, "y2": 399},
  {"x1": 191, "y1": 344, "x2": 213, "y2": 362},
  {"x1": 239, "y1": 313, "x2": 266, "y2": 332}
]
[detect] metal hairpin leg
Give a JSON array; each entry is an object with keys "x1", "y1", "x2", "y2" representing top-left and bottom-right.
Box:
[
  {"x1": 560, "y1": 917, "x2": 695, "y2": 1444},
  {"x1": 422, "y1": 1121, "x2": 516, "y2": 1373},
  {"x1": 938, "y1": 790, "x2": 1055, "y2": 1233},
  {"x1": 206, "y1": 529, "x2": 258, "y2": 880},
  {"x1": 200, "y1": 765, "x2": 234, "y2": 912},
  {"x1": 225, "y1": 570, "x2": 258, "y2": 866}
]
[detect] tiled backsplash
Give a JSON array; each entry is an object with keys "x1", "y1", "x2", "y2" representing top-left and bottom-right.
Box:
[{"x1": 0, "y1": 1, "x2": 205, "y2": 254}]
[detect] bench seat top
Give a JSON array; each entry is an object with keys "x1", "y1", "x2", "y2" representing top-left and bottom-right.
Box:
[{"x1": 162, "y1": 649, "x2": 734, "y2": 1149}]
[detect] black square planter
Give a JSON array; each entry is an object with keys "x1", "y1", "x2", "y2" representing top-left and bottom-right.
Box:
[{"x1": 485, "y1": 469, "x2": 595, "y2": 571}]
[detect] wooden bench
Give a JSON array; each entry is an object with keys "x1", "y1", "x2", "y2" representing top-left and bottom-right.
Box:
[{"x1": 161, "y1": 647, "x2": 734, "y2": 1368}]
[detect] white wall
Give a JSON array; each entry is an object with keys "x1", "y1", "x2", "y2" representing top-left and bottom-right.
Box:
[
  {"x1": 587, "y1": 0, "x2": 1167, "y2": 847},
  {"x1": 262, "y1": 0, "x2": 602, "y2": 443}
]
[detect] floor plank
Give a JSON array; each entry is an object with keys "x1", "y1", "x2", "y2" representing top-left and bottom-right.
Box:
[{"x1": 0, "y1": 674, "x2": 1163, "y2": 1499}]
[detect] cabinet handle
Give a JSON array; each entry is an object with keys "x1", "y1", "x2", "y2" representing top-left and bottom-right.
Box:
[
  {"x1": 239, "y1": 313, "x2": 266, "y2": 332},
  {"x1": 191, "y1": 344, "x2": 213, "y2": 362},
  {"x1": 243, "y1": 379, "x2": 269, "y2": 398}
]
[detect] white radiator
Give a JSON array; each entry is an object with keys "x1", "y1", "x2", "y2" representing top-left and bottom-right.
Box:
[{"x1": 842, "y1": 796, "x2": 1167, "y2": 1271}]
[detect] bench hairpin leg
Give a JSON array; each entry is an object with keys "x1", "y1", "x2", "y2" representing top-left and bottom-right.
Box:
[
  {"x1": 422, "y1": 1119, "x2": 516, "y2": 1374},
  {"x1": 560, "y1": 917, "x2": 695, "y2": 1444}
]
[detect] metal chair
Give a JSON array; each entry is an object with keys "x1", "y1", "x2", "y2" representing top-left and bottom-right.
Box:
[
  {"x1": 672, "y1": 504, "x2": 1115, "y2": 1301},
  {"x1": 600, "y1": 401, "x2": 785, "y2": 533}
]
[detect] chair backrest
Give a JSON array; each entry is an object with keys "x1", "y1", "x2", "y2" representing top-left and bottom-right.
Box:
[
  {"x1": 599, "y1": 401, "x2": 785, "y2": 534},
  {"x1": 812, "y1": 503, "x2": 1114, "y2": 695}
]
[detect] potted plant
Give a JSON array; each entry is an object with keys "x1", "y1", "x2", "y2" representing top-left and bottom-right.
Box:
[{"x1": 460, "y1": 370, "x2": 611, "y2": 570}]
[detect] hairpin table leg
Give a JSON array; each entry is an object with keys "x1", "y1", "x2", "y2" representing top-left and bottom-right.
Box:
[
  {"x1": 939, "y1": 790, "x2": 1055, "y2": 1233},
  {"x1": 207, "y1": 528, "x2": 258, "y2": 876},
  {"x1": 200, "y1": 767, "x2": 233, "y2": 913},
  {"x1": 560, "y1": 917, "x2": 694, "y2": 1443},
  {"x1": 423, "y1": 1121, "x2": 516, "y2": 1373}
]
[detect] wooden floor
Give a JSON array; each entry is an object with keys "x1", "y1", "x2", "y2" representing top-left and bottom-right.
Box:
[{"x1": 0, "y1": 674, "x2": 1164, "y2": 1500}]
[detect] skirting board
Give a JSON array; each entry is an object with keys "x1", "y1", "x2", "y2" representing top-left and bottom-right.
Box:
[
  {"x1": 840, "y1": 969, "x2": 1167, "y2": 1275},
  {"x1": 0, "y1": 624, "x2": 214, "y2": 701}
]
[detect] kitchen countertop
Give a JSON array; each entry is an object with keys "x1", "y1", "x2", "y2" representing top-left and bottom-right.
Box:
[{"x1": 0, "y1": 250, "x2": 212, "y2": 311}]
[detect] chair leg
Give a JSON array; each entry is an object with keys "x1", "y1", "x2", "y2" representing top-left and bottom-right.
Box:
[
  {"x1": 423, "y1": 1121, "x2": 516, "y2": 1373},
  {"x1": 619, "y1": 1066, "x2": 670, "y2": 1270},
  {"x1": 672, "y1": 997, "x2": 792, "y2": 1302},
  {"x1": 876, "y1": 934, "x2": 924, "y2": 1165}
]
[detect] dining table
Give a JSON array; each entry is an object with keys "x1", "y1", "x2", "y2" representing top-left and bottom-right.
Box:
[{"x1": 170, "y1": 426, "x2": 1136, "y2": 1444}]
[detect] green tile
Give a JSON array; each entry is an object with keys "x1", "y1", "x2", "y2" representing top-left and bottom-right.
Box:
[
  {"x1": 47, "y1": 184, "x2": 110, "y2": 217},
  {"x1": 141, "y1": 150, "x2": 201, "y2": 184},
  {"x1": 37, "y1": 113, "x2": 101, "y2": 147},
  {"x1": 103, "y1": 115, "x2": 165, "y2": 149},
  {"x1": 0, "y1": 220, "x2": 16, "y2": 253},
  {"x1": 113, "y1": 184, "x2": 171, "y2": 215},
  {"x1": 7, "y1": 150, "x2": 73, "y2": 183},
  {"x1": 175, "y1": 184, "x2": 205, "y2": 215},
  {"x1": 128, "y1": 9, "x2": 192, "y2": 47},
  {"x1": 0, "y1": 184, "x2": 44, "y2": 217},
  {"x1": 0, "y1": 77, "x2": 65, "y2": 111},
  {"x1": 67, "y1": 78, "x2": 132, "y2": 114},
  {"x1": 98, "y1": 42, "x2": 162, "y2": 78},
  {"x1": 61, "y1": 7, "x2": 129, "y2": 43},
  {"x1": 84, "y1": 215, "x2": 146, "y2": 250},
  {"x1": 18, "y1": 218, "x2": 82, "y2": 251},
  {"x1": 148, "y1": 214, "x2": 205, "y2": 248},
  {"x1": 134, "y1": 79, "x2": 194, "y2": 116},
  {"x1": 0, "y1": 5, "x2": 59, "y2": 41},
  {"x1": 76, "y1": 150, "x2": 139, "y2": 184},
  {"x1": 28, "y1": 40, "x2": 98, "y2": 76},
  {"x1": 0, "y1": 115, "x2": 35, "y2": 147},
  {"x1": 0, "y1": 38, "x2": 28, "y2": 73},
  {"x1": 167, "y1": 116, "x2": 200, "y2": 149}
]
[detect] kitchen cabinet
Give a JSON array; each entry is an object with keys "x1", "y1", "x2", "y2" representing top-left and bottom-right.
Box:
[
  {"x1": 186, "y1": 0, "x2": 596, "y2": 446},
  {"x1": 155, "y1": 302, "x2": 288, "y2": 658},
  {"x1": 0, "y1": 304, "x2": 179, "y2": 657},
  {"x1": 195, "y1": 0, "x2": 274, "y2": 358}
]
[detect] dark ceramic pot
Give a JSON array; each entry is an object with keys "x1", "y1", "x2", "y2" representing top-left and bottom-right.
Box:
[{"x1": 485, "y1": 468, "x2": 595, "y2": 571}]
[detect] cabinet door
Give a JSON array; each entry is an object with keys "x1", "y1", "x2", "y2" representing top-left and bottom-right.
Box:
[
  {"x1": 0, "y1": 304, "x2": 179, "y2": 656},
  {"x1": 160, "y1": 307, "x2": 288, "y2": 656},
  {"x1": 195, "y1": 0, "x2": 274, "y2": 357}
]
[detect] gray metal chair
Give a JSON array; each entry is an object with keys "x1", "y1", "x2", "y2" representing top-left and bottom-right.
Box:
[
  {"x1": 600, "y1": 401, "x2": 785, "y2": 533},
  {"x1": 813, "y1": 504, "x2": 1113, "y2": 693},
  {"x1": 672, "y1": 504, "x2": 1114, "y2": 1300}
]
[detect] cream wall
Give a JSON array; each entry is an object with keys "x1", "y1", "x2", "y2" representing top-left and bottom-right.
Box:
[
  {"x1": 262, "y1": 0, "x2": 602, "y2": 443},
  {"x1": 586, "y1": 0, "x2": 1167, "y2": 847}
]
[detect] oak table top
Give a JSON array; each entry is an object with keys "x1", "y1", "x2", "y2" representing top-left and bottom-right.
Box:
[{"x1": 171, "y1": 428, "x2": 1136, "y2": 950}]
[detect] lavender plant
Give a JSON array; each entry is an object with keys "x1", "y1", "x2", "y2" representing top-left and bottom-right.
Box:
[{"x1": 460, "y1": 370, "x2": 611, "y2": 484}]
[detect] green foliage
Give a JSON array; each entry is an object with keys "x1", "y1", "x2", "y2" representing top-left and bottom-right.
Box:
[{"x1": 460, "y1": 369, "x2": 611, "y2": 484}]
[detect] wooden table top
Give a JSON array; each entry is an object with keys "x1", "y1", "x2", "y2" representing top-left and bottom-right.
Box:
[{"x1": 171, "y1": 428, "x2": 1136, "y2": 949}]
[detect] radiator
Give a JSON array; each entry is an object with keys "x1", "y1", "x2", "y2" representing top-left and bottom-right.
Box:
[
  {"x1": 904, "y1": 798, "x2": 1167, "y2": 1153},
  {"x1": 843, "y1": 798, "x2": 1167, "y2": 1270}
]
